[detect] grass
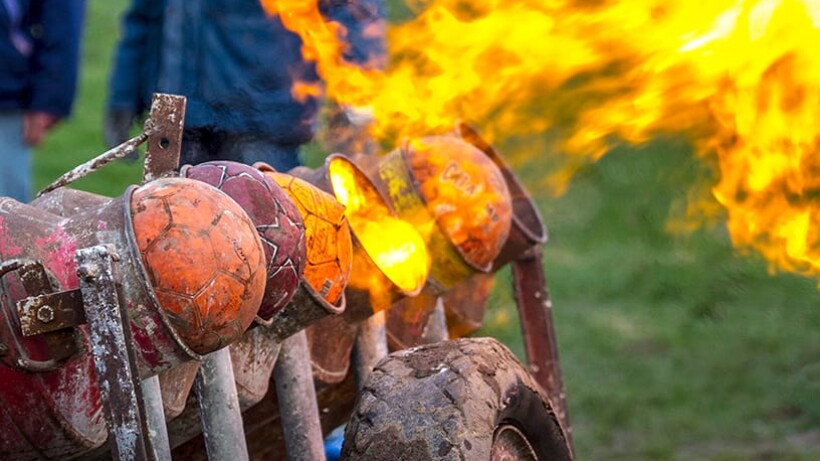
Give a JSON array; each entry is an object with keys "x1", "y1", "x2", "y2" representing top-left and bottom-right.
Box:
[
  {"x1": 482, "y1": 139, "x2": 820, "y2": 459},
  {"x1": 33, "y1": 1, "x2": 144, "y2": 195},
  {"x1": 34, "y1": 2, "x2": 819, "y2": 460}
]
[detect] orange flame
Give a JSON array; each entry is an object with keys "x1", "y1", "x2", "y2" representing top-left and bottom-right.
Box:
[{"x1": 261, "y1": 0, "x2": 819, "y2": 280}]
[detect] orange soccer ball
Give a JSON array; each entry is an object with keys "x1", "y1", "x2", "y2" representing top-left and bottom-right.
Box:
[
  {"x1": 404, "y1": 136, "x2": 512, "y2": 271},
  {"x1": 264, "y1": 172, "x2": 352, "y2": 306},
  {"x1": 130, "y1": 178, "x2": 266, "y2": 354}
]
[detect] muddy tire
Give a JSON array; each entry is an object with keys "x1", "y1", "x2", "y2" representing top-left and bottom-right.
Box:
[{"x1": 340, "y1": 337, "x2": 573, "y2": 461}]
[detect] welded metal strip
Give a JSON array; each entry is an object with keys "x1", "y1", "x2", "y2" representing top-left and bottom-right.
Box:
[
  {"x1": 511, "y1": 246, "x2": 571, "y2": 443},
  {"x1": 194, "y1": 348, "x2": 249, "y2": 461},
  {"x1": 75, "y1": 245, "x2": 151, "y2": 461},
  {"x1": 273, "y1": 330, "x2": 326, "y2": 461},
  {"x1": 143, "y1": 93, "x2": 186, "y2": 182}
]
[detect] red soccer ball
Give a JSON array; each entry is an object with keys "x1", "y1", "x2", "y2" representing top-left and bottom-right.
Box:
[{"x1": 182, "y1": 161, "x2": 306, "y2": 320}]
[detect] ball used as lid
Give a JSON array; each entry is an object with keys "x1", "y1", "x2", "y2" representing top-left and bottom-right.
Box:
[
  {"x1": 182, "y1": 161, "x2": 306, "y2": 320},
  {"x1": 130, "y1": 177, "x2": 266, "y2": 354}
]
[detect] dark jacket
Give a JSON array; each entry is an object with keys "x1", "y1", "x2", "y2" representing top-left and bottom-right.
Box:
[
  {"x1": 0, "y1": 0, "x2": 85, "y2": 116},
  {"x1": 108, "y1": 0, "x2": 385, "y2": 145}
]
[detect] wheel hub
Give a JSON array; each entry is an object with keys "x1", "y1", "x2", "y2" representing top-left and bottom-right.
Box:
[{"x1": 490, "y1": 424, "x2": 538, "y2": 461}]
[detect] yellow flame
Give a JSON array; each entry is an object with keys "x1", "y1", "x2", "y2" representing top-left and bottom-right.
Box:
[
  {"x1": 262, "y1": 0, "x2": 819, "y2": 280},
  {"x1": 328, "y1": 157, "x2": 431, "y2": 295}
]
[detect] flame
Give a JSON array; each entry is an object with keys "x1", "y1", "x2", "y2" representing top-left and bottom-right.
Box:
[
  {"x1": 327, "y1": 157, "x2": 431, "y2": 296},
  {"x1": 261, "y1": 0, "x2": 819, "y2": 280}
]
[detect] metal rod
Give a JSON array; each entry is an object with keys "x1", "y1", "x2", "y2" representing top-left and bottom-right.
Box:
[
  {"x1": 353, "y1": 310, "x2": 388, "y2": 391},
  {"x1": 194, "y1": 348, "x2": 249, "y2": 461},
  {"x1": 422, "y1": 297, "x2": 450, "y2": 344},
  {"x1": 273, "y1": 330, "x2": 326, "y2": 461},
  {"x1": 75, "y1": 245, "x2": 151, "y2": 461},
  {"x1": 37, "y1": 131, "x2": 152, "y2": 197},
  {"x1": 37, "y1": 92, "x2": 186, "y2": 197},
  {"x1": 142, "y1": 375, "x2": 172, "y2": 461},
  {"x1": 511, "y1": 246, "x2": 571, "y2": 443}
]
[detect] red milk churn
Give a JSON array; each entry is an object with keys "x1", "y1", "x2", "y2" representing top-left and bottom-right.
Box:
[{"x1": 0, "y1": 178, "x2": 267, "y2": 459}]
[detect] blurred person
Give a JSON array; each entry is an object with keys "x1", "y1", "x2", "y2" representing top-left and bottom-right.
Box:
[
  {"x1": 104, "y1": 0, "x2": 385, "y2": 171},
  {"x1": 0, "y1": 0, "x2": 85, "y2": 201}
]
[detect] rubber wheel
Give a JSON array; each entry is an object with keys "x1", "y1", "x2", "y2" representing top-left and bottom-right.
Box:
[{"x1": 340, "y1": 337, "x2": 574, "y2": 461}]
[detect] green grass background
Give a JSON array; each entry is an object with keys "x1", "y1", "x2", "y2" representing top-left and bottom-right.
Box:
[{"x1": 33, "y1": 2, "x2": 819, "y2": 459}]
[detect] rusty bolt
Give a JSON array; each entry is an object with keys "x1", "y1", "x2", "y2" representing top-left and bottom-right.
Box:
[
  {"x1": 37, "y1": 305, "x2": 55, "y2": 324},
  {"x1": 76, "y1": 264, "x2": 99, "y2": 281}
]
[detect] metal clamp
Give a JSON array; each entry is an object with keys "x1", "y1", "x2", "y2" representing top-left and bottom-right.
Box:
[
  {"x1": 0, "y1": 259, "x2": 73, "y2": 372},
  {"x1": 16, "y1": 289, "x2": 85, "y2": 336}
]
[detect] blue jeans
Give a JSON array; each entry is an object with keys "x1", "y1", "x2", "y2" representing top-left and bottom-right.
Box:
[{"x1": 0, "y1": 112, "x2": 31, "y2": 202}]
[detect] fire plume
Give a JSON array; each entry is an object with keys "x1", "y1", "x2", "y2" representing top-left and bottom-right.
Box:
[
  {"x1": 261, "y1": 0, "x2": 819, "y2": 280},
  {"x1": 327, "y1": 156, "x2": 430, "y2": 297}
]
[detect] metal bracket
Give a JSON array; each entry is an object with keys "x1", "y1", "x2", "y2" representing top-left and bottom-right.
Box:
[
  {"x1": 142, "y1": 93, "x2": 186, "y2": 182},
  {"x1": 75, "y1": 245, "x2": 156, "y2": 461},
  {"x1": 17, "y1": 289, "x2": 85, "y2": 336},
  {"x1": 0, "y1": 258, "x2": 76, "y2": 371}
]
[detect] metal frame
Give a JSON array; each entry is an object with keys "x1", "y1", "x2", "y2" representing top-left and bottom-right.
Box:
[
  {"x1": 194, "y1": 349, "x2": 250, "y2": 461},
  {"x1": 76, "y1": 245, "x2": 154, "y2": 461},
  {"x1": 273, "y1": 331, "x2": 327, "y2": 461},
  {"x1": 2, "y1": 92, "x2": 572, "y2": 460},
  {"x1": 512, "y1": 246, "x2": 571, "y2": 440}
]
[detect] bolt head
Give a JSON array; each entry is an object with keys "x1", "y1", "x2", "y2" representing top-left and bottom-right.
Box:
[{"x1": 37, "y1": 305, "x2": 55, "y2": 323}]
